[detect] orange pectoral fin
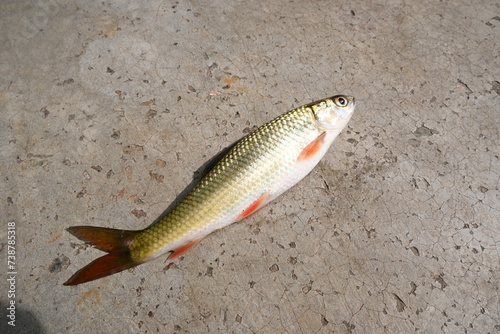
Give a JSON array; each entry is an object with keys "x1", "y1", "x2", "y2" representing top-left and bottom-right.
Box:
[
  {"x1": 297, "y1": 131, "x2": 326, "y2": 161},
  {"x1": 168, "y1": 238, "x2": 203, "y2": 261},
  {"x1": 237, "y1": 192, "x2": 270, "y2": 221}
]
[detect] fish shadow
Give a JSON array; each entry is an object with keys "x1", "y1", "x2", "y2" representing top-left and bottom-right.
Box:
[{"x1": 0, "y1": 300, "x2": 45, "y2": 334}]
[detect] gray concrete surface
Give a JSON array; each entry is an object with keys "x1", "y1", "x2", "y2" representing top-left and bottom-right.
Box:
[{"x1": 1, "y1": 0, "x2": 499, "y2": 333}]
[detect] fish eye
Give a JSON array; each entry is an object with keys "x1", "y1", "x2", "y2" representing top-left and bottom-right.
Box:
[{"x1": 334, "y1": 96, "x2": 348, "y2": 107}]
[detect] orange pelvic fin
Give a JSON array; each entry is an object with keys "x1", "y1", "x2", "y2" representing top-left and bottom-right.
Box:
[
  {"x1": 168, "y1": 238, "x2": 203, "y2": 261},
  {"x1": 237, "y1": 192, "x2": 270, "y2": 221},
  {"x1": 63, "y1": 226, "x2": 141, "y2": 286},
  {"x1": 297, "y1": 131, "x2": 326, "y2": 161}
]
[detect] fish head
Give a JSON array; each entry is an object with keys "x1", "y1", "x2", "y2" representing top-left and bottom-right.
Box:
[{"x1": 310, "y1": 95, "x2": 355, "y2": 131}]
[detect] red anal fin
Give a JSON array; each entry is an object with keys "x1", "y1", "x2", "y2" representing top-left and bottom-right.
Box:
[
  {"x1": 237, "y1": 192, "x2": 270, "y2": 221},
  {"x1": 63, "y1": 252, "x2": 140, "y2": 286},
  {"x1": 297, "y1": 131, "x2": 327, "y2": 161},
  {"x1": 168, "y1": 238, "x2": 203, "y2": 261}
]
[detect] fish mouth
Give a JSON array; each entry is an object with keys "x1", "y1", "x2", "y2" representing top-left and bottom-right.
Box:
[{"x1": 349, "y1": 96, "x2": 356, "y2": 107}]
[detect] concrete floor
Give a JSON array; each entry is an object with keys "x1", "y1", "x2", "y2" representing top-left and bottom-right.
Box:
[{"x1": 1, "y1": 0, "x2": 499, "y2": 333}]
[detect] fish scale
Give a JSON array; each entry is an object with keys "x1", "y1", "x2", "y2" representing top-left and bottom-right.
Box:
[{"x1": 63, "y1": 95, "x2": 355, "y2": 286}]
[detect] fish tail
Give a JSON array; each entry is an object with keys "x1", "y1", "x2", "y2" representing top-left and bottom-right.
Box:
[{"x1": 63, "y1": 226, "x2": 141, "y2": 286}]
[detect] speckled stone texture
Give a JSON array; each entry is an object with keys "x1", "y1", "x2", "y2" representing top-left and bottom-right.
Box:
[{"x1": 1, "y1": 1, "x2": 499, "y2": 333}]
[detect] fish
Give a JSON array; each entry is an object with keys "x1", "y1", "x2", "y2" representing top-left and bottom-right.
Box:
[{"x1": 64, "y1": 95, "x2": 356, "y2": 286}]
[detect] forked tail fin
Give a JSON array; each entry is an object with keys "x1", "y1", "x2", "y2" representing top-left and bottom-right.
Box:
[{"x1": 63, "y1": 226, "x2": 142, "y2": 286}]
